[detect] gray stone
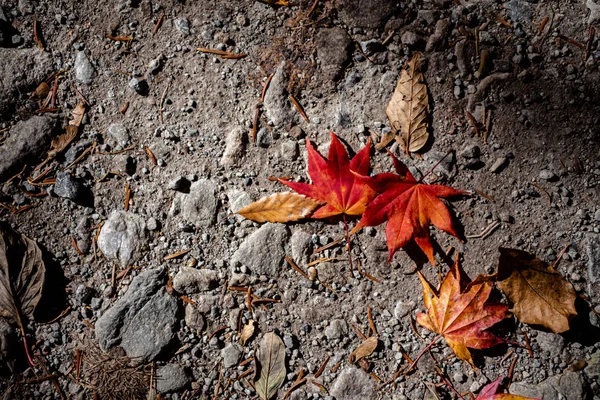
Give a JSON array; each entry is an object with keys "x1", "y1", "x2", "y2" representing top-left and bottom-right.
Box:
[
  {"x1": 0, "y1": 116, "x2": 57, "y2": 180},
  {"x1": 460, "y1": 145, "x2": 480, "y2": 159},
  {"x1": 75, "y1": 285, "x2": 94, "y2": 306},
  {"x1": 315, "y1": 27, "x2": 353, "y2": 81},
  {"x1": 256, "y1": 127, "x2": 271, "y2": 148},
  {"x1": 184, "y1": 304, "x2": 206, "y2": 331},
  {"x1": 228, "y1": 190, "x2": 252, "y2": 215},
  {"x1": 75, "y1": 51, "x2": 95, "y2": 84},
  {"x1": 129, "y1": 78, "x2": 148, "y2": 95},
  {"x1": 167, "y1": 176, "x2": 190, "y2": 192},
  {"x1": 394, "y1": 300, "x2": 416, "y2": 320},
  {"x1": 146, "y1": 217, "x2": 159, "y2": 231},
  {"x1": 221, "y1": 343, "x2": 242, "y2": 368},
  {"x1": 18, "y1": 0, "x2": 33, "y2": 15},
  {"x1": 510, "y1": 371, "x2": 586, "y2": 400},
  {"x1": 401, "y1": 31, "x2": 419, "y2": 48},
  {"x1": 505, "y1": 0, "x2": 532, "y2": 25},
  {"x1": 584, "y1": 350, "x2": 600, "y2": 380},
  {"x1": 325, "y1": 319, "x2": 348, "y2": 340},
  {"x1": 281, "y1": 139, "x2": 299, "y2": 161},
  {"x1": 337, "y1": 0, "x2": 400, "y2": 29},
  {"x1": 489, "y1": 157, "x2": 507, "y2": 173},
  {"x1": 148, "y1": 54, "x2": 164, "y2": 75},
  {"x1": 172, "y1": 267, "x2": 219, "y2": 294},
  {"x1": 0, "y1": 318, "x2": 16, "y2": 373},
  {"x1": 220, "y1": 127, "x2": 246, "y2": 167},
  {"x1": 171, "y1": 179, "x2": 218, "y2": 227},
  {"x1": 588, "y1": 0, "x2": 600, "y2": 25},
  {"x1": 174, "y1": 18, "x2": 190, "y2": 36},
  {"x1": 584, "y1": 233, "x2": 600, "y2": 283},
  {"x1": 535, "y1": 331, "x2": 565, "y2": 353},
  {"x1": 54, "y1": 172, "x2": 84, "y2": 201},
  {"x1": 156, "y1": 364, "x2": 191, "y2": 393},
  {"x1": 290, "y1": 230, "x2": 313, "y2": 265},
  {"x1": 95, "y1": 268, "x2": 178, "y2": 362},
  {"x1": 426, "y1": 19, "x2": 451, "y2": 52},
  {"x1": 194, "y1": 294, "x2": 220, "y2": 314},
  {"x1": 97, "y1": 210, "x2": 148, "y2": 268},
  {"x1": 330, "y1": 366, "x2": 377, "y2": 400},
  {"x1": 107, "y1": 123, "x2": 130, "y2": 148},
  {"x1": 539, "y1": 169, "x2": 558, "y2": 181},
  {"x1": 231, "y1": 224, "x2": 290, "y2": 276},
  {"x1": 264, "y1": 62, "x2": 294, "y2": 127}
]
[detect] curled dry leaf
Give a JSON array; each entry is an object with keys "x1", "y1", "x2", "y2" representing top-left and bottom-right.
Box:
[
  {"x1": 254, "y1": 331, "x2": 286, "y2": 400},
  {"x1": 497, "y1": 248, "x2": 577, "y2": 334},
  {"x1": 31, "y1": 82, "x2": 50, "y2": 100},
  {"x1": 416, "y1": 256, "x2": 509, "y2": 367},
  {"x1": 348, "y1": 336, "x2": 378, "y2": 363},
  {"x1": 237, "y1": 192, "x2": 321, "y2": 223},
  {"x1": 47, "y1": 102, "x2": 86, "y2": 159},
  {"x1": 240, "y1": 320, "x2": 256, "y2": 346},
  {"x1": 378, "y1": 53, "x2": 429, "y2": 154}
]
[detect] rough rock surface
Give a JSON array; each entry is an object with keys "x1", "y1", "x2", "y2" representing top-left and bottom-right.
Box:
[
  {"x1": 263, "y1": 61, "x2": 294, "y2": 127},
  {"x1": 97, "y1": 210, "x2": 148, "y2": 268},
  {"x1": 172, "y1": 267, "x2": 219, "y2": 294},
  {"x1": 330, "y1": 366, "x2": 377, "y2": 400},
  {"x1": 156, "y1": 364, "x2": 191, "y2": 393},
  {"x1": 337, "y1": 0, "x2": 400, "y2": 29},
  {"x1": 510, "y1": 371, "x2": 586, "y2": 400},
  {"x1": 74, "y1": 51, "x2": 95, "y2": 84},
  {"x1": 170, "y1": 179, "x2": 218, "y2": 227},
  {"x1": 0, "y1": 115, "x2": 57, "y2": 180},
  {"x1": 220, "y1": 126, "x2": 246, "y2": 166},
  {"x1": 315, "y1": 27, "x2": 353, "y2": 82},
  {"x1": 231, "y1": 223, "x2": 290, "y2": 276},
  {"x1": 95, "y1": 268, "x2": 178, "y2": 362}
]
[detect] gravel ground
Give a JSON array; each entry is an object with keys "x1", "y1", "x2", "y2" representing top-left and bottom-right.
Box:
[{"x1": 1, "y1": 0, "x2": 600, "y2": 399}]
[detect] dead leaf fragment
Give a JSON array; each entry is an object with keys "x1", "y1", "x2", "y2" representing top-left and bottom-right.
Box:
[
  {"x1": 240, "y1": 320, "x2": 256, "y2": 346},
  {"x1": 476, "y1": 375, "x2": 540, "y2": 400},
  {"x1": 349, "y1": 336, "x2": 379, "y2": 363},
  {"x1": 379, "y1": 53, "x2": 429, "y2": 154},
  {"x1": 497, "y1": 248, "x2": 577, "y2": 334},
  {"x1": 237, "y1": 192, "x2": 321, "y2": 223},
  {"x1": 257, "y1": 0, "x2": 289, "y2": 5},
  {"x1": 254, "y1": 331, "x2": 286, "y2": 400},
  {"x1": 47, "y1": 102, "x2": 86, "y2": 159},
  {"x1": 31, "y1": 82, "x2": 50, "y2": 100}
]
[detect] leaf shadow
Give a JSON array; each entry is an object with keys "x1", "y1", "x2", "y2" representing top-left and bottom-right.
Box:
[
  {"x1": 33, "y1": 245, "x2": 68, "y2": 324},
  {"x1": 558, "y1": 296, "x2": 600, "y2": 347}
]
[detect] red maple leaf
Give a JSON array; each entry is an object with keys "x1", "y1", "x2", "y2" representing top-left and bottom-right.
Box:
[
  {"x1": 351, "y1": 151, "x2": 464, "y2": 264},
  {"x1": 476, "y1": 376, "x2": 540, "y2": 400},
  {"x1": 280, "y1": 132, "x2": 376, "y2": 219},
  {"x1": 416, "y1": 257, "x2": 510, "y2": 368}
]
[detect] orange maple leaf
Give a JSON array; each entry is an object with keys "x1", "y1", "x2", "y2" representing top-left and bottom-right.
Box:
[
  {"x1": 476, "y1": 376, "x2": 540, "y2": 400},
  {"x1": 416, "y1": 257, "x2": 510, "y2": 367},
  {"x1": 280, "y1": 132, "x2": 376, "y2": 218},
  {"x1": 351, "y1": 151, "x2": 464, "y2": 264}
]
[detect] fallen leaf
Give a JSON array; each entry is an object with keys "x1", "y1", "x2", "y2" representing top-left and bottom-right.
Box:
[
  {"x1": 237, "y1": 192, "x2": 321, "y2": 223},
  {"x1": 351, "y1": 152, "x2": 464, "y2": 264},
  {"x1": 496, "y1": 248, "x2": 577, "y2": 334},
  {"x1": 240, "y1": 320, "x2": 256, "y2": 346},
  {"x1": 280, "y1": 132, "x2": 376, "y2": 218},
  {"x1": 254, "y1": 331, "x2": 286, "y2": 400},
  {"x1": 348, "y1": 336, "x2": 379, "y2": 363},
  {"x1": 31, "y1": 82, "x2": 50, "y2": 100},
  {"x1": 378, "y1": 53, "x2": 429, "y2": 154},
  {"x1": 416, "y1": 257, "x2": 510, "y2": 367},
  {"x1": 476, "y1": 376, "x2": 540, "y2": 400},
  {"x1": 0, "y1": 222, "x2": 46, "y2": 326},
  {"x1": 257, "y1": 0, "x2": 289, "y2": 5},
  {"x1": 47, "y1": 102, "x2": 86, "y2": 159}
]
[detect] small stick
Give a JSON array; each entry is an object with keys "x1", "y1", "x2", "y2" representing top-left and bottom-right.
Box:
[
  {"x1": 285, "y1": 255, "x2": 310, "y2": 280},
  {"x1": 351, "y1": 324, "x2": 367, "y2": 341},
  {"x1": 550, "y1": 244, "x2": 570, "y2": 270},
  {"x1": 529, "y1": 182, "x2": 551, "y2": 204},
  {"x1": 307, "y1": 0, "x2": 319, "y2": 16},
  {"x1": 282, "y1": 378, "x2": 307, "y2": 399},
  {"x1": 159, "y1": 79, "x2": 171, "y2": 125},
  {"x1": 120, "y1": 101, "x2": 129, "y2": 114},
  {"x1": 495, "y1": 17, "x2": 513, "y2": 28},
  {"x1": 537, "y1": 17, "x2": 549, "y2": 36},
  {"x1": 208, "y1": 325, "x2": 228, "y2": 341},
  {"x1": 484, "y1": 109, "x2": 492, "y2": 144},
  {"x1": 71, "y1": 84, "x2": 91, "y2": 106},
  {"x1": 314, "y1": 237, "x2": 344, "y2": 253},
  {"x1": 314, "y1": 356, "x2": 330, "y2": 379},
  {"x1": 465, "y1": 110, "x2": 480, "y2": 137},
  {"x1": 474, "y1": 27, "x2": 479, "y2": 57},
  {"x1": 404, "y1": 335, "x2": 442, "y2": 374},
  {"x1": 64, "y1": 142, "x2": 95, "y2": 170},
  {"x1": 506, "y1": 355, "x2": 519, "y2": 387},
  {"x1": 523, "y1": 330, "x2": 534, "y2": 357},
  {"x1": 97, "y1": 144, "x2": 136, "y2": 155},
  {"x1": 409, "y1": 315, "x2": 424, "y2": 340},
  {"x1": 585, "y1": 27, "x2": 596, "y2": 61},
  {"x1": 164, "y1": 249, "x2": 191, "y2": 260},
  {"x1": 33, "y1": 19, "x2": 44, "y2": 50},
  {"x1": 50, "y1": 75, "x2": 59, "y2": 109},
  {"x1": 288, "y1": 94, "x2": 310, "y2": 123},
  {"x1": 473, "y1": 189, "x2": 495, "y2": 202},
  {"x1": 153, "y1": 13, "x2": 165, "y2": 35},
  {"x1": 71, "y1": 237, "x2": 84, "y2": 256},
  {"x1": 466, "y1": 220, "x2": 500, "y2": 239},
  {"x1": 145, "y1": 145, "x2": 157, "y2": 165},
  {"x1": 261, "y1": 73, "x2": 275, "y2": 102},
  {"x1": 251, "y1": 104, "x2": 260, "y2": 144},
  {"x1": 105, "y1": 35, "x2": 133, "y2": 42},
  {"x1": 382, "y1": 30, "x2": 395, "y2": 46},
  {"x1": 124, "y1": 183, "x2": 131, "y2": 211},
  {"x1": 196, "y1": 48, "x2": 247, "y2": 58},
  {"x1": 6, "y1": 164, "x2": 28, "y2": 184},
  {"x1": 247, "y1": 287, "x2": 252, "y2": 313},
  {"x1": 558, "y1": 34, "x2": 585, "y2": 49},
  {"x1": 367, "y1": 307, "x2": 378, "y2": 337}
]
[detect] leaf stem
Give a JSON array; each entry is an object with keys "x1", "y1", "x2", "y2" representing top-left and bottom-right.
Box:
[
  {"x1": 406, "y1": 335, "x2": 442, "y2": 373},
  {"x1": 419, "y1": 150, "x2": 453, "y2": 183},
  {"x1": 343, "y1": 214, "x2": 354, "y2": 273}
]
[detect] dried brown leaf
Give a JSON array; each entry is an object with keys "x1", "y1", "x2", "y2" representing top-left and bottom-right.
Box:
[
  {"x1": 237, "y1": 192, "x2": 321, "y2": 223},
  {"x1": 31, "y1": 82, "x2": 50, "y2": 100},
  {"x1": 240, "y1": 320, "x2": 256, "y2": 346},
  {"x1": 47, "y1": 102, "x2": 86, "y2": 159},
  {"x1": 254, "y1": 331, "x2": 286, "y2": 400},
  {"x1": 257, "y1": 0, "x2": 290, "y2": 5},
  {"x1": 0, "y1": 222, "x2": 46, "y2": 328},
  {"x1": 349, "y1": 336, "x2": 379, "y2": 363},
  {"x1": 379, "y1": 53, "x2": 429, "y2": 154},
  {"x1": 497, "y1": 248, "x2": 577, "y2": 334}
]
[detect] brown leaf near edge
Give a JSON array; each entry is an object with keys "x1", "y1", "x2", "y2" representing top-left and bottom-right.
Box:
[
  {"x1": 47, "y1": 102, "x2": 86, "y2": 159},
  {"x1": 0, "y1": 222, "x2": 46, "y2": 329},
  {"x1": 378, "y1": 53, "x2": 429, "y2": 154},
  {"x1": 349, "y1": 336, "x2": 379, "y2": 363},
  {"x1": 497, "y1": 247, "x2": 577, "y2": 334},
  {"x1": 240, "y1": 320, "x2": 256, "y2": 346},
  {"x1": 254, "y1": 331, "x2": 286, "y2": 400},
  {"x1": 237, "y1": 192, "x2": 321, "y2": 223}
]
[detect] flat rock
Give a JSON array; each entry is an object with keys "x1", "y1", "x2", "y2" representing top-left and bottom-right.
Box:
[
  {"x1": 170, "y1": 179, "x2": 218, "y2": 227},
  {"x1": 184, "y1": 303, "x2": 206, "y2": 331},
  {"x1": 315, "y1": 27, "x2": 353, "y2": 81},
  {"x1": 221, "y1": 343, "x2": 242, "y2": 368},
  {"x1": 75, "y1": 51, "x2": 95, "y2": 84},
  {"x1": 107, "y1": 123, "x2": 130, "y2": 148},
  {"x1": 231, "y1": 223, "x2": 290, "y2": 276},
  {"x1": 172, "y1": 267, "x2": 219, "y2": 294},
  {"x1": 0, "y1": 115, "x2": 57, "y2": 180},
  {"x1": 95, "y1": 268, "x2": 178, "y2": 362},
  {"x1": 54, "y1": 171, "x2": 85, "y2": 201},
  {"x1": 330, "y1": 366, "x2": 377, "y2": 400},
  {"x1": 290, "y1": 229, "x2": 313, "y2": 265},
  {"x1": 220, "y1": 126, "x2": 246, "y2": 167},
  {"x1": 263, "y1": 61, "x2": 294, "y2": 127},
  {"x1": 510, "y1": 371, "x2": 586, "y2": 400},
  {"x1": 156, "y1": 364, "x2": 191, "y2": 393},
  {"x1": 325, "y1": 319, "x2": 348, "y2": 340},
  {"x1": 97, "y1": 210, "x2": 148, "y2": 268},
  {"x1": 337, "y1": 0, "x2": 400, "y2": 29}
]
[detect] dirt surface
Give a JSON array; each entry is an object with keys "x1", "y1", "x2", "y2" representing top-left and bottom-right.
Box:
[{"x1": 1, "y1": 0, "x2": 600, "y2": 399}]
